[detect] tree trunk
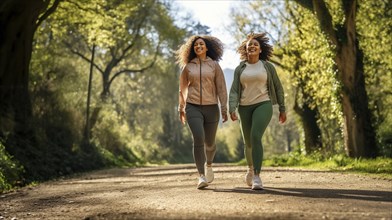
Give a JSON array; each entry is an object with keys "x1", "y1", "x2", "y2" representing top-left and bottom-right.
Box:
[
  {"x1": 295, "y1": 0, "x2": 377, "y2": 157},
  {"x1": 82, "y1": 44, "x2": 96, "y2": 148},
  {"x1": 335, "y1": 1, "x2": 377, "y2": 157},
  {"x1": 0, "y1": 1, "x2": 44, "y2": 138},
  {"x1": 294, "y1": 90, "x2": 322, "y2": 154},
  {"x1": 336, "y1": 30, "x2": 376, "y2": 157}
]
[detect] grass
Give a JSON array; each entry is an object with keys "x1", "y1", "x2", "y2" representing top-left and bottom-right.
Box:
[{"x1": 238, "y1": 152, "x2": 392, "y2": 180}]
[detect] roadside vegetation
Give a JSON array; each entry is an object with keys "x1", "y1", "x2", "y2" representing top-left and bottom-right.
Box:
[{"x1": 254, "y1": 153, "x2": 392, "y2": 179}]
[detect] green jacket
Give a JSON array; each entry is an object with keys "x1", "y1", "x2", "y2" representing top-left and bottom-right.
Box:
[{"x1": 229, "y1": 60, "x2": 286, "y2": 113}]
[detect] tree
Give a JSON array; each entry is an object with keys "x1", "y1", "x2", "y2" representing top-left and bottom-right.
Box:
[
  {"x1": 47, "y1": 0, "x2": 182, "y2": 142},
  {"x1": 294, "y1": 0, "x2": 377, "y2": 157},
  {"x1": 278, "y1": 3, "x2": 332, "y2": 154},
  {"x1": 0, "y1": 0, "x2": 61, "y2": 143}
]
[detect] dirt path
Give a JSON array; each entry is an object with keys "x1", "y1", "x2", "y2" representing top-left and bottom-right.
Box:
[{"x1": 0, "y1": 164, "x2": 391, "y2": 219}]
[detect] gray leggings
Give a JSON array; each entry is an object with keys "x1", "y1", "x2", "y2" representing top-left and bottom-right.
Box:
[{"x1": 186, "y1": 103, "x2": 219, "y2": 175}]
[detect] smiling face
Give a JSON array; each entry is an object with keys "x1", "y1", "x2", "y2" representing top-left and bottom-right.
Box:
[
  {"x1": 193, "y1": 38, "x2": 208, "y2": 57},
  {"x1": 246, "y1": 38, "x2": 261, "y2": 58}
]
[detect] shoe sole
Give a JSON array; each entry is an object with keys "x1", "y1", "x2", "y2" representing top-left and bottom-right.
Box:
[
  {"x1": 197, "y1": 182, "x2": 208, "y2": 189},
  {"x1": 251, "y1": 185, "x2": 263, "y2": 190}
]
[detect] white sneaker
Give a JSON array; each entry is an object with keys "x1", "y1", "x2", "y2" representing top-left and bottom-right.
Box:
[
  {"x1": 252, "y1": 175, "x2": 263, "y2": 190},
  {"x1": 205, "y1": 163, "x2": 214, "y2": 183},
  {"x1": 245, "y1": 166, "x2": 254, "y2": 186},
  {"x1": 197, "y1": 175, "x2": 208, "y2": 189}
]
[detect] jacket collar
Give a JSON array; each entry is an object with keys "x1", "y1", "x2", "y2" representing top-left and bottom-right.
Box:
[
  {"x1": 240, "y1": 59, "x2": 266, "y2": 67},
  {"x1": 189, "y1": 56, "x2": 213, "y2": 64}
]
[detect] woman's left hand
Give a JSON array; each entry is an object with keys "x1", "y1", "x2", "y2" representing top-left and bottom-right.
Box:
[{"x1": 230, "y1": 112, "x2": 238, "y2": 121}]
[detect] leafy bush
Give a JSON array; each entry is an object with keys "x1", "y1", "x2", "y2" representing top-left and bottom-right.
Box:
[
  {"x1": 262, "y1": 151, "x2": 392, "y2": 177},
  {"x1": 0, "y1": 140, "x2": 24, "y2": 192},
  {"x1": 91, "y1": 106, "x2": 143, "y2": 166}
]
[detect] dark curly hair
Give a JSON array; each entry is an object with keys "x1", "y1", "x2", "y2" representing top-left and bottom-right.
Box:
[
  {"x1": 237, "y1": 32, "x2": 273, "y2": 61},
  {"x1": 176, "y1": 35, "x2": 224, "y2": 68}
]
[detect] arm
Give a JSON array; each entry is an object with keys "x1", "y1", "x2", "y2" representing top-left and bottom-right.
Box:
[
  {"x1": 215, "y1": 62, "x2": 228, "y2": 122},
  {"x1": 178, "y1": 67, "x2": 188, "y2": 124},
  {"x1": 269, "y1": 63, "x2": 286, "y2": 113},
  {"x1": 268, "y1": 63, "x2": 287, "y2": 123},
  {"x1": 228, "y1": 65, "x2": 242, "y2": 121}
]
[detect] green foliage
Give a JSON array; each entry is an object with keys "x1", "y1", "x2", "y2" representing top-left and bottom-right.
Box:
[
  {"x1": 52, "y1": 0, "x2": 140, "y2": 47},
  {"x1": 0, "y1": 141, "x2": 24, "y2": 192},
  {"x1": 263, "y1": 150, "x2": 316, "y2": 167},
  {"x1": 32, "y1": 0, "x2": 186, "y2": 165},
  {"x1": 215, "y1": 121, "x2": 243, "y2": 162},
  {"x1": 91, "y1": 105, "x2": 142, "y2": 166},
  {"x1": 263, "y1": 152, "x2": 392, "y2": 177},
  {"x1": 282, "y1": 2, "x2": 344, "y2": 153},
  {"x1": 339, "y1": 157, "x2": 392, "y2": 174}
]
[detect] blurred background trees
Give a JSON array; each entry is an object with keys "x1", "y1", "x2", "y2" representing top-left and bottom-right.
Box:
[{"x1": 0, "y1": 0, "x2": 390, "y2": 191}]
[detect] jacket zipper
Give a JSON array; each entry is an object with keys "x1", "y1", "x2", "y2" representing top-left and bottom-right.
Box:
[{"x1": 199, "y1": 59, "x2": 202, "y2": 106}]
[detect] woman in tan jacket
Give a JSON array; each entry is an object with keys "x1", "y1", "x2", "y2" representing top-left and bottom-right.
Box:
[{"x1": 177, "y1": 35, "x2": 228, "y2": 189}]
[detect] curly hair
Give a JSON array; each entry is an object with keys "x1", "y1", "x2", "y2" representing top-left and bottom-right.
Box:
[
  {"x1": 176, "y1": 35, "x2": 224, "y2": 68},
  {"x1": 237, "y1": 32, "x2": 273, "y2": 61}
]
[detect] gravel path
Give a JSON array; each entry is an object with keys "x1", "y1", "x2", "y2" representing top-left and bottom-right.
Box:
[{"x1": 1, "y1": 164, "x2": 391, "y2": 219}]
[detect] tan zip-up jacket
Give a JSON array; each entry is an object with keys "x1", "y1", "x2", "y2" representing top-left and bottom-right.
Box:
[{"x1": 178, "y1": 57, "x2": 228, "y2": 114}]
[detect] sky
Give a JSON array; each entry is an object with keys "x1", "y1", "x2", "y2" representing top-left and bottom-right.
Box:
[{"x1": 174, "y1": 0, "x2": 240, "y2": 70}]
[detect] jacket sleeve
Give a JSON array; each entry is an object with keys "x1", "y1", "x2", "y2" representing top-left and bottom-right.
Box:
[
  {"x1": 269, "y1": 63, "x2": 286, "y2": 113},
  {"x1": 178, "y1": 66, "x2": 188, "y2": 112},
  {"x1": 215, "y1": 62, "x2": 228, "y2": 114},
  {"x1": 228, "y1": 66, "x2": 240, "y2": 113}
]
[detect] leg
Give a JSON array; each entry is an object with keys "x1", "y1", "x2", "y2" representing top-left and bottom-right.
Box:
[
  {"x1": 186, "y1": 104, "x2": 206, "y2": 175},
  {"x1": 238, "y1": 105, "x2": 254, "y2": 168},
  {"x1": 202, "y1": 105, "x2": 219, "y2": 183},
  {"x1": 250, "y1": 101, "x2": 273, "y2": 174},
  {"x1": 203, "y1": 105, "x2": 219, "y2": 165}
]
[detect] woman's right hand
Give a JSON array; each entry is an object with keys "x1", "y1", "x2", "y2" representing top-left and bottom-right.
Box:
[
  {"x1": 230, "y1": 112, "x2": 238, "y2": 121},
  {"x1": 180, "y1": 111, "x2": 186, "y2": 125}
]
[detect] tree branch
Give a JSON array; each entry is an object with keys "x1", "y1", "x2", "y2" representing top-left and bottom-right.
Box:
[
  {"x1": 118, "y1": 15, "x2": 147, "y2": 61},
  {"x1": 312, "y1": 0, "x2": 338, "y2": 46},
  {"x1": 108, "y1": 41, "x2": 161, "y2": 88},
  {"x1": 294, "y1": 0, "x2": 313, "y2": 11},
  {"x1": 36, "y1": 0, "x2": 61, "y2": 29},
  {"x1": 63, "y1": 41, "x2": 104, "y2": 74},
  {"x1": 294, "y1": 0, "x2": 338, "y2": 46}
]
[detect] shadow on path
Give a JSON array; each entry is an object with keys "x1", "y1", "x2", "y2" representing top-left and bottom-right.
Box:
[{"x1": 213, "y1": 187, "x2": 392, "y2": 202}]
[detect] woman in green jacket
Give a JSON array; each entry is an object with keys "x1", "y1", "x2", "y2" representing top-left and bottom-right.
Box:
[{"x1": 229, "y1": 33, "x2": 286, "y2": 190}]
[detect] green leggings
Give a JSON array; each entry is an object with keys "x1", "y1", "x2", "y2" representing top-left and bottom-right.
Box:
[{"x1": 238, "y1": 101, "x2": 272, "y2": 174}]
